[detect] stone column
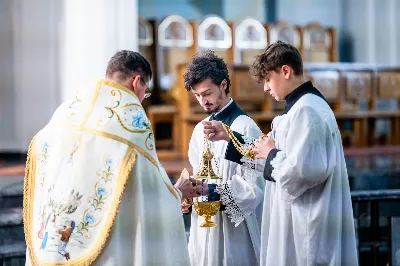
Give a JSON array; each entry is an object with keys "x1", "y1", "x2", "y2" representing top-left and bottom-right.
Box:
[
  {"x1": 60, "y1": 0, "x2": 139, "y2": 102},
  {"x1": 343, "y1": 0, "x2": 400, "y2": 64},
  {"x1": 11, "y1": 0, "x2": 61, "y2": 151},
  {"x1": 0, "y1": 0, "x2": 17, "y2": 150},
  {"x1": 223, "y1": 0, "x2": 265, "y2": 22},
  {"x1": 6, "y1": 0, "x2": 138, "y2": 151}
]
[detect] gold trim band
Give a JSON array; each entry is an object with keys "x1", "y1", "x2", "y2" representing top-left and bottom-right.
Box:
[
  {"x1": 97, "y1": 79, "x2": 139, "y2": 101},
  {"x1": 80, "y1": 82, "x2": 102, "y2": 129}
]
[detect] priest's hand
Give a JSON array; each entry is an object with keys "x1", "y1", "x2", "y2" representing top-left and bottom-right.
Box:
[
  {"x1": 253, "y1": 134, "x2": 276, "y2": 159},
  {"x1": 174, "y1": 176, "x2": 201, "y2": 198},
  {"x1": 181, "y1": 198, "x2": 192, "y2": 213},
  {"x1": 202, "y1": 121, "x2": 229, "y2": 142}
]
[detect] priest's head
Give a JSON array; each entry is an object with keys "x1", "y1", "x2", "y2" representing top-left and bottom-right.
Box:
[
  {"x1": 250, "y1": 41, "x2": 305, "y2": 101},
  {"x1": 183, "y1": 50, "x2": 231, "y2": 114},
  {"x1": 106, "y1": 50, "x2": 152, "y2": 103}
]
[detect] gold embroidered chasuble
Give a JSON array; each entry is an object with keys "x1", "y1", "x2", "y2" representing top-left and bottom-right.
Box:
[{"x1": 23, "y1": 80, "x2": 189, "y2": 266}]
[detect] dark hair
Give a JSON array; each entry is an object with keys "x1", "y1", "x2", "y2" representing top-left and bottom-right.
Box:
[
  {"x1": 183, "y1": 50, "x2": 230, "y2": 94},
  {"x1": 106, "y1": 50, "x2": 152, "y2": 82},
  {"x1": 250, "y1": 41, "x2": 303, "y2": 83}
]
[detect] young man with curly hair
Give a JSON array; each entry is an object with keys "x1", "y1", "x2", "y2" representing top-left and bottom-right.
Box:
[
  {"x1": 203, "y1": 41, "x2": 358, "y2": 266},
  {"x1": 183, "y1": 50, "x2": 265, "y2": 266}
]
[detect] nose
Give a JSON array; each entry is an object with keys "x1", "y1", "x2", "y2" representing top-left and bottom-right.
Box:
[
  {"x1": 264, "y1": 83, "x2": 270, "y2": 92},
  {"x1": 200, "y1": 97, "x2": 207, "y2": 106}
]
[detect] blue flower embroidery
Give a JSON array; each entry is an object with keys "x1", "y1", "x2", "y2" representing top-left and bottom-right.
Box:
[
  {"x1": 84, "y1": 213, "x2": 95, "y2": 226},
  {"x1": 132, "y1": 112, "x2": 150, "y2": 130},
  {"x1": 105, "y1": 159, "x2": 113, "y2": 169},
  {"x1": 97, "y1": 187, "x2": 106, "y2": 199},
  {"x1": 42, "y1": 143, "x2": 49, "y2": 152}
]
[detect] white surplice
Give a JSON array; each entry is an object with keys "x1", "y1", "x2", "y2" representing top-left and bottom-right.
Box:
[
  {"x1": 188, "y1": 113, "x2": 265, "y2": 266},
  {"x1": 24, "y1": 79, "x2": 190, "y2": 266},
  {"x1": 255, "y1": 94, "x2": 358, "y2": 266}
]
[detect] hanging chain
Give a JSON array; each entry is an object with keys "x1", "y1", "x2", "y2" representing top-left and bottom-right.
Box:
[{"x1": 221, "y1": 123, "x2": 257, "y2": 160}]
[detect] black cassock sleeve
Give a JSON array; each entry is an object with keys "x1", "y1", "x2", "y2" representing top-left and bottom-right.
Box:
[{"x1": 224, "y1": 131, "x2": 246, "y2": 165}]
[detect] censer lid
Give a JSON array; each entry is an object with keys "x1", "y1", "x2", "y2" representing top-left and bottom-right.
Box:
[{"x1": 194, "y1": 146, "x2": 220, "y2": 179}]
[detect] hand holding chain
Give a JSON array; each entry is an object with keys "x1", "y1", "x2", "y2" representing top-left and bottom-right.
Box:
[{"x1": 220, "y1": 123, "x2": 257, "y2": 160}]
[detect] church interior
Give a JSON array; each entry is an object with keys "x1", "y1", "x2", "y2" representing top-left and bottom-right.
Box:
[{"x1": 0, "y1": 0, "x2": 399, "y2": 265}]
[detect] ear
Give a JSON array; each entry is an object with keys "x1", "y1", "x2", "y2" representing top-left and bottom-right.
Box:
[
  {"x1": 220, "y1": 79, "x2": 227, "y2": 91},
  {"x1": 132, "y1": 76, "x2": 140, "y2": 93},
  {"x1": 282, "y1": 65, "x2": 291, "y2": 80}
]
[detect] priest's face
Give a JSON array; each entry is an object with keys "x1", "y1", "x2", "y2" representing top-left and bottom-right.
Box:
[
  {"x1": 191, "y1": 78, "x2": 228, "y2": 114},
  {"x1": 263, "y1": 65, "x2": 292, "y2": 101}
]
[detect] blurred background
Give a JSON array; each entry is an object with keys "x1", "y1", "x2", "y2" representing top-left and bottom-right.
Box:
[{"x1": 0, "y1": 0, "x2": 399, "y2": 265}]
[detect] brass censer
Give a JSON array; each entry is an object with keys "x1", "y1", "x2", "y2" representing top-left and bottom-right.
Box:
[{"x1": 193, "y1": 135, "x2": 221, "y2": 228}]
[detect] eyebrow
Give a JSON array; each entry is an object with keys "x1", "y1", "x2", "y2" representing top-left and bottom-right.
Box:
[{"x1": 195, "y1": 89, "x2": 212, "y2": 95}]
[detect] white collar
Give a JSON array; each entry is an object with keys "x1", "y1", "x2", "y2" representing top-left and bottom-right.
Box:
[{"x1": 214, "y1": 98, "x2": 233, "y2": 116}]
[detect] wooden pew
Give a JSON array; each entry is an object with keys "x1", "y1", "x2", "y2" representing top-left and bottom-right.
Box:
[
  {"x1": 304, "y1": 64, "x2": 397, "y2": 148},
  {"x1": 233, "y1": 18, "x2": 268, "y2": 65},
  {"x1": 305, "y1": 67, "x2": 365, "y2": 147},
  {"x1": 152, "y1": 15, "x2": 237, "y2": 159},
  {"x1": 268, "y1": 21, "x2": 301, "y2": 50},
  {"x1": 178, "y1": 62, "x2": 400, "y2": 153},
  {"x1": 372, "y1": 68, "x2": 400, "y2": 146},
  {"x1": 147, "y1": 105, "x2": 180, "y2": 159},
  {"x1": 301, "y1": 22, "x2": 337, "y2": 62},
  {"x1": 176, "y1": 63, "x2": 206, "y2": 158},
  {"x1": 157, "y1": 15, "x2": 195, "y2": 95},
  {"x1": 229, "y1": 65, "x2": 278, "y2": 133},
  {"x1": 148, "y1": 15, "x2": 195, "y2": 159},
  {"x1": 136, "y1": 15, "x2": 400, "y2": 163},
  {"x1": 154, "y1": 15, "x2": 398, "y2": 159},
  {"x1": 304, "y1": 68, "x2": 340, "y2": 109},
  {"x1": 230, "y1": 65, "x2": 265, "y2": 112},
  {"x1": 340, "y1": 67, "x2": 373, "y2": 147},
  {"x1": 337, "y1": 66, "x2": 400, "y2": 147},
  {"x1": 139, "y1": 17, "x2": 158, "y2": 109},
  {"x1": 196, "y1": 16, "x2": 234, "y2": 64},
  {"x1": 139, "y1": 17, "x2": 156, "y2": 75},
  {"x1": 178, "y1": 63, "x2": 400, "y2": 153}
]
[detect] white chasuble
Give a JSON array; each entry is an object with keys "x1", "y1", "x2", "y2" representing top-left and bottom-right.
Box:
[
  {"x1": 24, "y1": 80, "x2": 190, "y2": 266},
  {"x1": 187, "y1": 100, "x2": 265, "y2": 266}
]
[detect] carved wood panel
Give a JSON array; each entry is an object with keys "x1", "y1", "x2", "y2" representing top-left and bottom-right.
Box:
[
  {"x1": 269, "y1": 21, "x2": 300, "y2": 49},
  {"x1": 231, "y1": 68, "x2": 264, "y2": 103},
  {"x1": 303, "y1": 22, "x2": 332, "y2": 62},
  {"x1": 378, "y1": 72, "x2": 400, "y2": 99},
  {"x1": 306, "y1": 70, "x2": 340, "y2": 103},
  {"x1": 344, "y1": 72, "x2": 372, "y2": 101}
]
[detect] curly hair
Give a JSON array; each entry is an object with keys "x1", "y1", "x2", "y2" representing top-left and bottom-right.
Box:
[
  {"x1": 106, "y1": 50, "x2": 152, "y2": 82},
  {"x1": 250, "y1": 41, "x2": 303, "y2": 83},
  {"x1": 183, "y1": 50, "x2": 230, "y2": 94}
]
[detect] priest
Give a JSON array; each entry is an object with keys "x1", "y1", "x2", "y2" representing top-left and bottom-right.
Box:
[
  {"x1": 204, "y1": 41, "x2": 358, "y2": 266},
  {"x1": 24, "y1": 50, "x2": 195, "y2": 266},
  {"x1": 183, "y1": 50, "x2": 265, "y2": 266}
]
